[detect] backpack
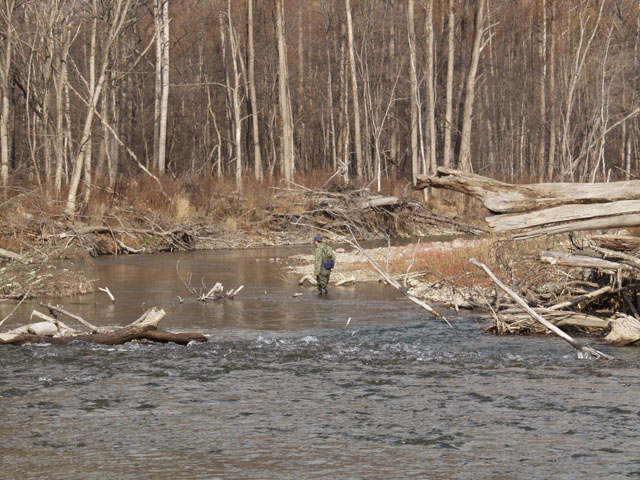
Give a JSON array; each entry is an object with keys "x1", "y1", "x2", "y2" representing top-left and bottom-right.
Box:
[{"x1": 322, "y1": 246, "x2": 336, "y2": 270}]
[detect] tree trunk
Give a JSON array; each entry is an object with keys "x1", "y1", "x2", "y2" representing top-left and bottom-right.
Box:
[
  {"x1": 153, "y1": 0, "x2": 161, "y2": 171},
  {"x1": 54, "y1": 13, "x2": 70, "y2": 195},
  {"x1": 425, "y1": 0, "x2": 437, "y2": 178},
  {"x1": 546, "y1": 0, "x2": 557, "y2": 181},
  {"x1": 159, "y1": 0, "x2": 170, "y2": 173},
  {"x1": 65, "y1": 0, "x2": 132, "y2": 216},
  {"x1": 83, "y1": 4, "x2": 98, "y2": 206},
  {"x1": 388, "y1": 0, "x2": 398, "y2": 179},
  {"x1": 0, "y1": 0, "x2": 15, "y2": 186},
  {"x1": 345, "y1": 0, "x2": 362, "y2": 178},
  {"x1": 247, "y1": 0, "x2": 263, "y2": 180},
  {"x1": 407, "y1": 0, "x2": 419, "y2": 185},
  {"x1": 276, "y1": 0, "x2": 294, "y2": 181},
  {"x1": 443, "y1": 0, "x2": 455, "y2": 169},
  {"x1": 457, "y1": 0, "x2": 485, "y2": 172},
  {"x1": 417, "y1": 167, "x2": 640, "y2": 213},
  {"x1": 226, "y1": 0, "x2": 242, "y2": 191},
  {"x1": 536, "y1": 0, "x2": 547, "y2": 182}
]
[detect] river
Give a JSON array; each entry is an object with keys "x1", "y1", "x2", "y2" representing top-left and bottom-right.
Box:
[{"x1": 1, "y1": 246, "x2": 639, "y2": 479}]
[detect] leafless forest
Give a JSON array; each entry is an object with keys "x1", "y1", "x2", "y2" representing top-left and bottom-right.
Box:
[{"x1": 1, "y1": 0, "x2": 639, "y2": 215}]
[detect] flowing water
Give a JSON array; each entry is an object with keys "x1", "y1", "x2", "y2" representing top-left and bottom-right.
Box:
[{"x1": 1, "y1": 246, "x2": 639, "y2": 479}]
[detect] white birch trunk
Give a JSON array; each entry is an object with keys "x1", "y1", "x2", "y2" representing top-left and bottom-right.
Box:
[{"x1": 425, "y1": 0, "x2": 437, "y2": 177}]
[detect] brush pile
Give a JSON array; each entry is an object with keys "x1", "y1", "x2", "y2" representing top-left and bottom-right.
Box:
[
  {"x1": 481, "y1": 234, "x2": 640, "y2": 346},
  {"x1": 263, "y1": 183, "x2": 485, "y2": 241}
]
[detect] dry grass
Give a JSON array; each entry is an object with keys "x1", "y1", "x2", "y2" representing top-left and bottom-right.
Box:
[
  {"x1": 332, "y1": 236, "x2": 559, "y2": 289},
  {"x1": 0, "y1": 171, "x2": 457, "y2": 229}
]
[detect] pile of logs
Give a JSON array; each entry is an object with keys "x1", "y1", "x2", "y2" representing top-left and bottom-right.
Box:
[
  {"x1": 417, "y1": 168, "x2": 640, "y2": 347},
  {"x1": 0, "y1": 305, "x2": 208, "y2": 346}
]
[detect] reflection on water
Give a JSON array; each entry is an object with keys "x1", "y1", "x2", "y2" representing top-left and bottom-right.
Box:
[{"x1": 1, "y1": 246, "x2": 638, "y2": 479}]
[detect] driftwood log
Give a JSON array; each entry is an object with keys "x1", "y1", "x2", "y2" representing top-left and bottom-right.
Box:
[
  {"x1": 0, "y1": 307, "x2": 208, "y2": 346},
  {"x1": 540, "y1": 251, "x2": 624, "y2": 271},
  {"x1": 605, "y1": 314, "x2": 640, "y2": 346},
  {"x1": 416, "y1": 167, "x2": 640, "y2": 214},
  {"x1": 416, "y1": 167, "x2": 640, "y2": 238},
  {"x1": 0, "y1": 248, "x2": 26, "y2": 262}
]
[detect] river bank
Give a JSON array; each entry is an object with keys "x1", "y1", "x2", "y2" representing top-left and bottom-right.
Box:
[
  {"x1": 0, "y1": 180, "x2": 485, "y2": 301},
  {"x1": 3, "y1": 180, "x2": 637, "y2": 348}
]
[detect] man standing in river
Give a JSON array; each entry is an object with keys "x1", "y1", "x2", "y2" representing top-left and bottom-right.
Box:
[{"x1": 313, "y1": 235, "x2": 335, "y2": 295}]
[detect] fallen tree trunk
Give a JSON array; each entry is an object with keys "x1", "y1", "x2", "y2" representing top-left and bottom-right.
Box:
[
  {"x1": 540, "y1": 251, "x2": 623, "y2": 270},
  {"x1": 0, "y1": 326, "x2": 207, "y2": 346},
  {"x1": 486, "y1": 200, "x2": 640, "y2": 233},
  {"x1": 0, "y1": 307, "x2": 208, "y2": 346},
  {"x1": 416, "y1": 167, "x2": 640, "y2": 214},
  {"x1": 513, "y1": 214, "x2": 640, "y2": 240},
  {"x1": 358, "y1": 195, "x2": 400, "y2": 209},
  {"x1": 496, "y1": 308, "x2": 610, "y2": 330},
  {"x1": 0, "y1": 248, "x2": 26, "y2": 262}
]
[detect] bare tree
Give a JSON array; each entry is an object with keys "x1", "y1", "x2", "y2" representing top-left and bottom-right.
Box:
[
  {"x1": 443, "y1": 0, "x2": 455, "y2": 169},
  {"x1": 407, "y1": 0, "x2": 419, "y2": 185},
  {"x1": 275, "y1": 0, "x2": 294, "y2": 181},
  {"x1": 0, "y1": 0, "x2": 17, "y2": 186},
  {"x1": 345, "y1": 0, "x2": 362, "y2": 178},
  {"x1": 458, "y1": 0, "x2": 486, "y2": 172},
  {"x1": 247, "y1": 0, "x2": 262, "y2": 180},
  {"x1": 153, "y1": 0, "x2": 170, "y2": 174},
  {"x1": 65, "y1": 0, "x2": 133, "y2": 216}
]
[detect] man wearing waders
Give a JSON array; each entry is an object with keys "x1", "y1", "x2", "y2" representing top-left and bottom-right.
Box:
[{"x1": 313, "y1": 235, "x2": 335, "y2": 295}]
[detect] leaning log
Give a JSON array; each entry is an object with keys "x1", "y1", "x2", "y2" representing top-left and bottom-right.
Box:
[
  {"x1": 416, "y1": 167, "x2": 640, "y2": 214},
  {"x1": 358, "y1": 196, "x2": 400, "y2": 209}
]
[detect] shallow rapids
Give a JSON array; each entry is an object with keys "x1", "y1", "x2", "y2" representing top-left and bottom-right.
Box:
[{"x1": 1, "y1": 246, "x2": 638, "y2": 479}]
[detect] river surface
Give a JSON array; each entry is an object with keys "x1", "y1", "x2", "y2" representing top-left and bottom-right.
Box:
[{"x1": 1, "y1": 246, "x2": 639, "y2": 479}]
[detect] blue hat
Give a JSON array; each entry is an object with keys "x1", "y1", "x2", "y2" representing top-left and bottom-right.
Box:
[{"x1": 314, "y1": 235, "x2": 323, "y2": 242}]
